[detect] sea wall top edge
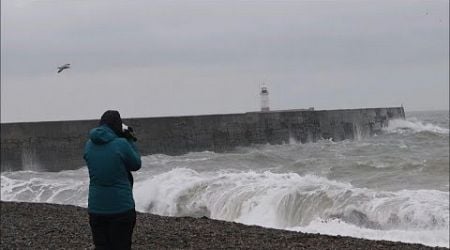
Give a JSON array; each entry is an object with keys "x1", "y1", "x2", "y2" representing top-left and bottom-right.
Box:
[{"x1": 0, "y1": 107, "x2": 404, "y2": 125}]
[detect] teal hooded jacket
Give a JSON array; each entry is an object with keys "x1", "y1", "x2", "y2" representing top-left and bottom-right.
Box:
[{"x1": 84, "y1": 125, "x2": 141, "y2": 214}]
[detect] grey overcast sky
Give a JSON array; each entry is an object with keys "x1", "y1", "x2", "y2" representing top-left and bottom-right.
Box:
[{"x1": 1, "y1": 0, "x2": 448, "y2": 122}]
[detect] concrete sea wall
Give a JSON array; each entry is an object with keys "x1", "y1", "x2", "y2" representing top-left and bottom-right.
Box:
[{"x1": 1, "y1": 107, "x2": 405, "y2": 172}]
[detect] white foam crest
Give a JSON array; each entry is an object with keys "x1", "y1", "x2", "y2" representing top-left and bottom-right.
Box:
[
  {"x1": 133, "y1": 168, "x2": 449, "y2": 234},
  {"x1": 134, "y1": 168, "x2": 349, "y2": 217},
  {"x1": 1, "y1": 173, "x2": 88, "y2": 207},
  {"x1": 134, "y1": 168, "x2": 210, "y2": 216},
  {"x1": 385, "y1": 118, "x2": 449, "y2": 135},
  {"x1": 239, "y1": 183, "x2": 449, "y2": 232},
  {"x1": 342, "y1": 189, "x2": 450, "y2": 230},
  {"x1": 142, "y1": 151, "x2": 217, "y2": 165},
  {"x1": 290, "y1": 218, "x2": 449, "y2": 248}
]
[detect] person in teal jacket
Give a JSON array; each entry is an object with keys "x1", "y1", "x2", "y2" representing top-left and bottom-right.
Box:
[{"x1": 84, "y1": 110, "x2": 141, "y2": 250}]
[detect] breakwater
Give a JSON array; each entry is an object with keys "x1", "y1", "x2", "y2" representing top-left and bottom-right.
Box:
[{"x1": 1, "y1": 107, "x2": 405, "y2": 172}]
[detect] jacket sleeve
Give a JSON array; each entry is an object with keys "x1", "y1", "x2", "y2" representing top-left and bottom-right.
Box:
[{"x1": 119, "y1": 139, "x2": 142, "y2": 171}]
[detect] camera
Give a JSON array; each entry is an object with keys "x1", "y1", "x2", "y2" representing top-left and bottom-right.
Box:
[{"x1": 122, "y1": 123, "x2": 137, "y2": 142}]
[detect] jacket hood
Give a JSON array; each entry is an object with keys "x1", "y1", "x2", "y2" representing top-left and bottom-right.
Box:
[
  {"x1": 99, "y1": 110, "x2": 123, "y2": 136},
  {"x1": 89, "y1": 125, "x2": 117, "y2": 145}
]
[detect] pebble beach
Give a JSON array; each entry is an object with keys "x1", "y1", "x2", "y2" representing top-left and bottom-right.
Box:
[{"x1": 1, "y1": 201, "x2": 445, "y2": 250}]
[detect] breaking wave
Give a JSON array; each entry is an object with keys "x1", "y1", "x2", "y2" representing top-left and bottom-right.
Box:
[
  {"x1": 133, "y1": 168, "x2": 449, "y2": 247},
  {"x1": 385, "y1": 118, "x2": 449, "y2": 135},
  {"x1": 0, "y1": 170, "x2": 88, "y2": 207}
]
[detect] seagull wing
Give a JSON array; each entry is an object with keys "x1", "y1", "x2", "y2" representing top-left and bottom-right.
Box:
[{"x1": 57, "y1": 64, "x2": 70, "y2": 73}]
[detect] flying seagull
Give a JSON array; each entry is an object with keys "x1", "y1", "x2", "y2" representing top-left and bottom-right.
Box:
[{"x1": 57, "y1": 63, "x2": 70, "y2": 73}]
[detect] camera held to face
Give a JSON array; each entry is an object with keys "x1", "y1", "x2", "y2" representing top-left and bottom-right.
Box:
[{"x1": 122, "y1": 124, "x2": 137, "y2": 142}]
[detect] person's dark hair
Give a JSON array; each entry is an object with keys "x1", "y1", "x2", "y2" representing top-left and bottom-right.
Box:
[{"x1": 99, "y1": 110, "x2": 123, "y2": 136}]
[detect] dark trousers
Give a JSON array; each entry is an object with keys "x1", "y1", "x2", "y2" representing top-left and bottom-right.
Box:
[{"x1": 89, "y1": 209, "x2": 136, "y2": 250}]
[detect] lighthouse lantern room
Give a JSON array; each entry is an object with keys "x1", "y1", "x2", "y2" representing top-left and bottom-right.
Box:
[{"x1": 260, "y1": 86, "x2": 270, "y2": 112}]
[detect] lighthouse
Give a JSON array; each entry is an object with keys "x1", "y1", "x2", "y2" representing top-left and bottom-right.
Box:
[{"x1": 260, "y1": 85, "x2": 270, "y2": 112}]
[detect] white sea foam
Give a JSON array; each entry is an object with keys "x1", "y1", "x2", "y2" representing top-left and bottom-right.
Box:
[
  {"x1": 1, "y1": 166, "x2": 449, "y2": 247},
  {"x1": 133, "y1": 168, "x2": 449, "y2": 247},
  {"x1": 0, "y1": 171, "x2": 88, "y2": 206},
  {"x1": 385, "y1": 118, "x2": 449, "y2": 135},
  {"x1": 290, "y1": 218, "x2": 449, "y2": 248}
]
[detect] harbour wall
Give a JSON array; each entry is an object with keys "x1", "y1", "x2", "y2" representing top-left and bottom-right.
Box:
[{"x1": 1, "y1": 107, "x2": 405, "y2": 172}]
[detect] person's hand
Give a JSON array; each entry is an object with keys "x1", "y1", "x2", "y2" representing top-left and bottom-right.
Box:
[{"x1": 122, "y1": 124, "x2": 138, "y2": 141}]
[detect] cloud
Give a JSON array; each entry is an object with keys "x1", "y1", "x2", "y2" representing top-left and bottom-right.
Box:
[{"x1": 1, "y1": 0, "x2": 448, "y2": 122}]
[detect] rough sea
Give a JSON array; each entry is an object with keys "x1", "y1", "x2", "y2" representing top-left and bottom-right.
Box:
[{"x1": 1, "y1": 110, "x2": 449, "y2": 247}]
